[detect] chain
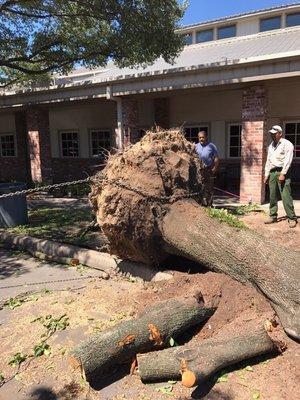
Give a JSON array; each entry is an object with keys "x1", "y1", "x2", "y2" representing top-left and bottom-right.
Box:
[
  {"x1": 0, "y1": 275, "x2": 96, "y2": 290},
  {"x1": 0, "y1": 177, "x2": 92, "y2": 199},
  {"x1": 107, "y1": 179, "x2": 202, "y2": 203}
]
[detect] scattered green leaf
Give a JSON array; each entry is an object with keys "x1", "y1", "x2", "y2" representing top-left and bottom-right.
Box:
[
  {"x1": 155, "y1": 384, "x2": 175, "y2": 396},
  {"x1": 8, "y1": 353, "x2": 28, "y2": 367},
  {"x1": 0, "y1": 372, "x2": 4, "y2": 382},
  {"x1": 33, "y1": 342, "x2": 51, "y2": 357},
  {"x1": 4, "y1": 297, "x2": 23, "y2": 310},
  {"x1": 245, "y1": 365, "x2": 254, "y2": 372},
  {"x1": 206, "y1": 208, "x2": 246, "y2": 229},
  {"x1": 252, "y1": 391, "x2": 260, "y2": 399},
  {"x1": 217, "y1": 373, "x2": 229, "y2": 383}
]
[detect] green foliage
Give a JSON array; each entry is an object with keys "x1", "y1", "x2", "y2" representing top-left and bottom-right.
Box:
[
  {"x1": 32, "y1": 314, "x2": 69, "y2": 335},
  {"x1": 0, "y1": 372, "x2": 4, "y2": 382},
  {"x1": 0, "y1": 1, "x2": 186, "y2": 87},
  {"x1": 33, "y1": 342, "x2": 51, "y2": 357},
  {"x1": 155, "y1": 384, "x2": 175, "y2": 396},
  {"x1": 245, "y1": 365, "x2": 254, "y2": 372},
  {"x1": 8, "y1": 207, "x2": 93, "y2": 244},
  {"x1": 233, "y1": 204, "x2": 263, "y2": 215},
  {"x1": 217, "y1": 373, "x2": 229, "y2": 383},
  {"x1": 4, "y1": 297, "x2": 23, "y2": 309},
  {"x1": 8, "y1": 353, "x2": 28, "y2": 367},
  {"x1": 252, "y1": 391, "x2": 260, "y2": 399},
  {"x1": 206, "y1": 208, "x2": 246, "y2": 229}
]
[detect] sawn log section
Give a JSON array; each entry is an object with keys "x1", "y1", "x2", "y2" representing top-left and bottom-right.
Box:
[
  {"x1": 69, "y1": 295, "x2": 216, "y2": 382},
  {"x1": 138, "y1": 327, "x2": 278, "y2": 387}
]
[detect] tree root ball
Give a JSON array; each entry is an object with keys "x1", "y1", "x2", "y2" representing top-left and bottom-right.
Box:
[{"x1": 89, "y1": 129, "x2": 205, "y2": 265}]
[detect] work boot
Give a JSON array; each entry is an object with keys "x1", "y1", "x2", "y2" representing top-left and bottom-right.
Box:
[
  {"x1": 264, "y1": 217, "x2": 277, "y2": 224},
  {"x1": 288, "y1": 219, "x2": 297, "y2": 228}
]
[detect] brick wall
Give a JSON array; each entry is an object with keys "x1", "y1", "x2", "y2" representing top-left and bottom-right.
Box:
[
  {"x1": 122, "y1": 99, "x2": 139, "y2": 145},
  {"x1": 51, "y1": 158, "x2": 104, "y2": 183},
  {"x1": 26, "y1": 107, "x2": 53, "y2": 183},
  {"x1": 240, "y1": 86, "x2": 268, "y2": 204}
]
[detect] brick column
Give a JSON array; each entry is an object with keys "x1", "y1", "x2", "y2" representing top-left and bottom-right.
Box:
[
  {"x1": 15, "y1": 111, "x2": 30, "y2": 182},
  {"x1": 122, "y1": 99, "x2": 139, "y2": 145},
  {"x1": 240, "y1": 86, "x2": 268, "y2": 204},
  {"x1": 26, "y1": 107, "x2": 53, "y2": 183},
  {"x1": 154, "y1": 98, "x2": 170, "y2": 129}
]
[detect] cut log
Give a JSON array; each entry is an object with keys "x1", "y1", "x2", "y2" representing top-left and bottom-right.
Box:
[
  {"x1": 137, "y1": 326, "x2": 278, "y2": 386},
  {"x1": 90, "y1": 129, "x2": 300, "y2": 340},
  {"x1": 69, "y1": 294, "x2": 217, "y2": 382}
]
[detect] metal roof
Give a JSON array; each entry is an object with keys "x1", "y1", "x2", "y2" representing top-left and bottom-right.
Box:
[
  {"x1": 179, "y1": 2, "x2": 300, "y2": 30},
  {"x1": 54, "y1": 27, "x2": 300, "y2": 86}
]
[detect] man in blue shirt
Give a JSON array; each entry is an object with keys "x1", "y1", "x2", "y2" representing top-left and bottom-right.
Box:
[{"x1": 195, "y1": 131, "x2": 219, "y2": 206}]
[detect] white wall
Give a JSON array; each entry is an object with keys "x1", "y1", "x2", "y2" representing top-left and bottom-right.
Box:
[
  {"x1": 237, "y1": 18, "x2": 259, "y2": 36},
  {"x1": 49, "y1": 101, "x2": 117, "y2": 157}
]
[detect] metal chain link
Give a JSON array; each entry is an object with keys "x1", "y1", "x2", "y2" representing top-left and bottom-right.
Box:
[
  {"x1": 0, "y1": 177, "x2": 92, "y2": 199},
  {"x1": 107, "y1": 179, "x2": 202, "y2": 203}
]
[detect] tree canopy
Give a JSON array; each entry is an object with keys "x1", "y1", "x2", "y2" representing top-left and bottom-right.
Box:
[{"x1": 0, "y1": 0, "x2": 186, "y2": 87}]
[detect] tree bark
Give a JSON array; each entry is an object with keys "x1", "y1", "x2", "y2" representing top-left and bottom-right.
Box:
[
  {"x1": 162, "y1": 200, "x2": 300, "y2": 340},
  {"x1": 138, "y1": 327, "x2": 277, "y2": 387},
  {"x1": 90, "y1": 129, "x2": 300, "y2": 340},
  {"x1": 69, "y1": 295, "x2": 217, "y2": 383}
]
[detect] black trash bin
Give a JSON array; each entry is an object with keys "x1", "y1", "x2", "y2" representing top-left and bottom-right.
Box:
[{"x1": 0, "y1": 183, "x2": 29, "y2": 227}]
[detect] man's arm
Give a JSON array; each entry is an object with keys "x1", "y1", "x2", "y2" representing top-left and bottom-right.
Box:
[
  {"x1": 264, "y1": 145, "x2": 271, "y2": 184},
  {"x1": 212, "y1": 156, "x2": 220, "y2": 174},
  {"x1": 279, "y1": 141, "x2": 294, "y2": 182}
]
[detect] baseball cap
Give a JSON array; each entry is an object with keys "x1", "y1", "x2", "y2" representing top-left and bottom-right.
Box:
[{"x1": 269, "y1": 125, "x2": 283, "y2": 134}]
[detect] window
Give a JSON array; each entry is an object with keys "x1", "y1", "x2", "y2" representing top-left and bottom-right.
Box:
[
  {"x1": 260, "y1": 16, "x2": 281, "y2": 32},
  {"x1": 228, "y1": 124, "x2": 242, "y2": 158},
  {"x1": 184, "y1": 126, "x2": 208, "y2": 143},
  {"x1": 286, "y1": 12, "x2": 300, "y2": 27},
  {"x1": 196, "y1": 29, "x2": 213, "y2": 43},
  {"x1": 217, "y1": 25, "x2": 236, "y2": 40},
  {"x1": 0, "y1": 134, "x2": 16, "y2": 157},
  {"x1": 284, "y1": 122, "x2": 300, "y2": 158},
  {"x1": 90, "y1": 130, "x2": 111, "y2": 157},
  {"x1": 183, "y1": 33, "x2": 193, "y2": 45},
  {"x1": 60, "y1": 131, "x2": 79, "y2": 157}
]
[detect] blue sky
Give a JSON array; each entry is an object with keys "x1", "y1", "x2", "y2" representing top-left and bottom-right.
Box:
[{"x1": 180, "y1": 0, "x2": 299, "y2": 25}]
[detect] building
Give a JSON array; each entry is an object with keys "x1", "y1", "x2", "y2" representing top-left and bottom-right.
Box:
[{"x1": 1, "y1": 3, "x2": 300, "y2": 203}]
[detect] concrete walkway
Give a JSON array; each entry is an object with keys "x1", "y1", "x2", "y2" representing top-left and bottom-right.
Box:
[{"x1": 0, "y1": 248, "x2": 104, "y2": 300}]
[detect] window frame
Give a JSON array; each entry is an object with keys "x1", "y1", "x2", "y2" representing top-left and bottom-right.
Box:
[
  {"x1": 196, "y1": 28, "x2": 214, "y2": 43},
  {"x1": 283, "y1": 121, "x2": 300, "y2": 158},
  {"x1": 59, "y1": 130, "x2": 80, "y2": 158},
  {"x1": 259, "y1": 15, "x2": 281, "y2": 32},
  {"x1": 183, "y1": 124, "x2": 210, "y2": 144},
  {"x1": 227, "y1": 122, "x2": 242, "y2": 159},
  {"x1": 0, "y1": 132, "x2": 17, "y2": 158},
  {"x1": 183, "y1": 32, "x2": 193, "y2": 45},
  {"x1": 217, "y1": 24, "x2": 236, "y2": 40},
  {"x1": 286, "y1": 12, "x2": 300, "y2": 28},
  {"x1": 89, "y1": 128, "x2": 112, "y2": 158}
]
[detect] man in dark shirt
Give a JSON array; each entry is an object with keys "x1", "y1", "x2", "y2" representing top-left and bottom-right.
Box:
[{"x1": 195, "y1": 131, "x2": 219, "y2": 206}]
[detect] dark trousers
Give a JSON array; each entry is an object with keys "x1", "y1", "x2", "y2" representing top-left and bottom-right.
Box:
[{"x1": 269, "y1": 171, "x2": 296, "y2": 220}]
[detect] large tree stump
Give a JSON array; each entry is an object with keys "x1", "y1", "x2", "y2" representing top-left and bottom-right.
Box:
[
  {"x1": 90, "y1": 129, "x2": 300, "y2": 340},
  {"x1": 69, "y1": 294, "x2": 216, "y2": 382},
  {"x1": 137, "y1": 326, "x2": 278, "y2": 387}
]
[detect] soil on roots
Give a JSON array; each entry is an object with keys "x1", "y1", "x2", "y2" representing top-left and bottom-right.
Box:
[{"x1": 89, "y1": 129, "x2": 205, "y2": 265}]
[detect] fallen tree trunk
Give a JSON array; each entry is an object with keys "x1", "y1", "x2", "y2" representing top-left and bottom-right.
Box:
[
  {"x1": 162, "y1": 201, "x2": 300, "y2": 340},
  {"x1": 90, "y1": 129, "x2": 300, "y2": 340},
  {"x1": 137, "y1": 326, "x2": 278, "y2": 386},
  {"x1": 69, "y1": 294, "x2": 217, "y2": 382}
]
